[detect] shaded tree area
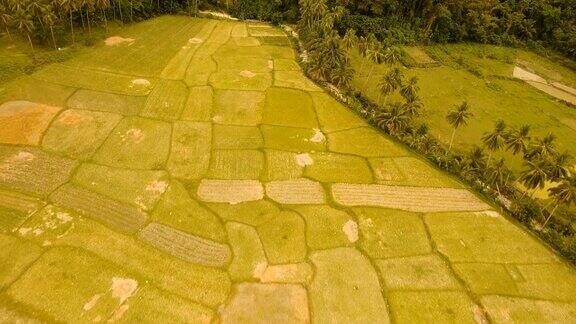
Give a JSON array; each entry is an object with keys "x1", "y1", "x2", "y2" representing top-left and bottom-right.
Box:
[{"x1": 333, "y1": 0, "x2": 576, "y2": 59}]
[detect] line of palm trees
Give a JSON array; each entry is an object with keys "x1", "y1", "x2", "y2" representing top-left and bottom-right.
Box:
[
  {"x1": 336, "y1": 26, "x2": 575, "y2": 229},
  {"x1": 445, "y1": 103, "x2": 576, "y2": 226},
  {"x1": 0, "y1": 0, "x2": 199, "y2": 50}
]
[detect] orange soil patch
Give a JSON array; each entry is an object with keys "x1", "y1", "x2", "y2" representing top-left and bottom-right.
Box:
[{"x1": 0, "y1": 101, "x2": 62, "y2": 145}]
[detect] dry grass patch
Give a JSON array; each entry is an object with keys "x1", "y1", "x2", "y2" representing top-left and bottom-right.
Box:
[
  {"x1": 181, "y1": 86, "x2": 213, "y2": 121},
  {"x1": 141, "y1": 79, "x2": 188, "y2": 120},
  {"x1": 213, "y1": 90, "x2": 265, "y2": 126},
  {"x1": 207, "y1": 150, "x2": 264, "y2": 180}
]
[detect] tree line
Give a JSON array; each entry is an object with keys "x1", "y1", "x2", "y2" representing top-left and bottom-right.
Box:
[
  {"x1": 335, "y1": 0, "x2": 576, "y2": 59},
  {"x1": 0, "y1": 0, "x2": 204, "y2": 50}
]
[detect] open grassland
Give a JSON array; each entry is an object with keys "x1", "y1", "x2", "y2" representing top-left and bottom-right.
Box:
[
  {"x1": 1, "y1": 16, "x2": 576, "y2": 322},
  {"x1": 351, "y1": 44, "x2": 576, "y2": 172}
]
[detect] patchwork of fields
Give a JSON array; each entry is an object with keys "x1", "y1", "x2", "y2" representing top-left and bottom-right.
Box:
[
  {"x1": 351, "y1": 44, "x2": 576, "y2": 172},
  {"x1": 1, "y1": 16, "x2": 576, "y2": 322}
]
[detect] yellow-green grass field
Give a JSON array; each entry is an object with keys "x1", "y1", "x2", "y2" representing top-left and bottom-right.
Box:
[
  {"x1": 1, "y1": 16, "x2": 576, "y2": 322},
  {"x1": 350, "y1": 44, "x2": 576, "y2": 173}
]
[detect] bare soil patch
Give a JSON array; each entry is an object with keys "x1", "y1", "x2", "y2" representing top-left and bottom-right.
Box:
[
  {"x1": 0, "y1": 101, "x2": 62, "y2": 145},
  {"x1": 105, "y1": 36, "x2": 135, "y2": 46}
]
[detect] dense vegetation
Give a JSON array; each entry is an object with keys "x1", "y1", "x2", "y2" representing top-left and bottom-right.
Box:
[{"x1": 334, "y1": 0, "x2": 576, "y2": 59}]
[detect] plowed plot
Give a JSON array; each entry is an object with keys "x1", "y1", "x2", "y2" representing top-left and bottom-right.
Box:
[
  {"x1": 2, "y1": 16, "x2": 575, "y2": 323},
  {"x1": 0, "y1": 146, "x2": 77, "y2": 197},
  {"x1": 0, "y1": 101, "x2": 61, "y2": 145}
]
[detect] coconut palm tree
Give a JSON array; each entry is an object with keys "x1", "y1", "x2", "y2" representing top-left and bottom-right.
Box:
[
  {"x1": 329, "y1": 61, "x2": 354, "y2": 88},
  {"x1": 543, "y1": 175, "x2": 576, "y2": 227},
  {"x1": 400, "y1": 76, "x2": 419, "y2": 102},
  {"x1": 543, "y1": 151, "x2": 573, "y2": 182},
  {"x1": 481, "y1": 120, "x2": 507, "y2": 165},
  {"x1": 505, "y1": 125, "x2": 531, "y2": 155},
  {"x1": 403, "y1": 97, "x2": 423, "y2": 117},
  {"x1": 519, "y1": 159, "x2": 548, "y2": 196},
  {"x1": 363, "y1": 42, "x2": 384, "y2": 89},
  {"x1": 42, "y1": 5, "x2": 58, "y2": 49},
  {"x1": 486, "y1": 158, "x2": 511, "y2": 195},
  {"x1": 465, "y1": 146, "x2": 488, "y2": 177},
  {"x1": 526, "y1": 133, "x2": 557, "y2": 161},
  {"x1": 341, "y1": 29, "x2": 356, "y2": 51},
  {"x1": 95, "y1": 0, "x2": 110, "y2": 31},
  {"x1": 13, "y1": 7, "x2": 34, "y2": 51},
  {"x1": 376, "y1": 102, "x2": 411, "y2": 135},
  {"x1": 0, "y1": 1, "x2": 13, "y2": 41},
  {"x1": 446, "y1": 101, "x2": 472, "y2": 152},
  {"x1": 59, "y1": 0, "x2": 77, "y2": 44},
  {"x1": 377, "y1": 68, "x2": 403, "y2": 104},
  {"x1": 383, "y1": 45, "x2": 403, "y2": 64}
]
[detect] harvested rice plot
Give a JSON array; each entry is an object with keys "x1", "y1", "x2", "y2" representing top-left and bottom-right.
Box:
[
  {"x1": 139, "y1": 222, "x2": 231, "y2": 267},
  {"x1": 0, "y1": 146, "x2": 77, "y2": 197},
  {"x1": 332, "y1": 184, "x2": 489, "y2": 212}
]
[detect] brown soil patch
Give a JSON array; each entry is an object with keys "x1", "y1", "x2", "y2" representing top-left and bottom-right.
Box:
[
  {"x1": 130, "y1": 79, "x2": 151, "y2": 88},
  {"x1": 342, "y1": 219, "x2": 359, "y2": 243},
  {"x1": 527, "y1": 81, "x2": 576, "y2": 105},
  {"x1": 105, "y1": 36, "x2": 135, "y2": 46},
  {"x1": 189, "y1": 37, "x2": 204, "y2": 44},
  {"x1": 552, "y1": 82, "x2": 576, "y2": 96},
  {"x1": 295, "y1": 153, "x2": 313, "y2": 167},
  {"x1": 122, "y1": 128, "x2": 145, "y2": 144},
  {"x1": 0, "y1": 101, "x2": 62, "y2": 145}
]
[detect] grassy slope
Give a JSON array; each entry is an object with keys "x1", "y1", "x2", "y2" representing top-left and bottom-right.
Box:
[{"x1": 350, "y1": 44, "x2": 576, "y2": 173}]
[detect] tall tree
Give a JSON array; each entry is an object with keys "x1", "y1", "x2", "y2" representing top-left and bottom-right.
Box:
[
  {"x1": 505, "y1": 125, "x2": 531, "y2": 155},
  {"x1": 481, "y1": 120, "x2": 507, "y2": 165},
  {"x1": 362, "y1": 41, "x2": 384, "y2": 89},
  {"x1": 59, "y1": 0, "x2": 77, "y2": 44},
  {"x1": 341, "y1": 28, "x2": 356, "y2": 50},
  {"x1": 544, "y1": 175, "x2": 576, "y2": 227},
  {"x1": 376, "y1": 102, "x2": 411, "y2": 135},
  {"x1": 42, "y1": 5, "x2": 58, "y2": 49},
  {"x1": 400, "y1": 76, "x2": 419, "y2": 102},
  {"x1": 13, "y1": 7, "x2": 35, "y2": 51},
  {"x1": 519, "y1": 159, "x2": 548, "y2": 197},
  {"x1": 0, "y1": 1, "x2": 13, "y2": 41},
  {"x1": 446, "y1": 101, "x2": 472, "y2": 152}
]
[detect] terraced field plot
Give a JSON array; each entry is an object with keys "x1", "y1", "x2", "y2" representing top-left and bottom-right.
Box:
[{"x1": 0, "y1": 16, "x2": 575, "y2": 323}]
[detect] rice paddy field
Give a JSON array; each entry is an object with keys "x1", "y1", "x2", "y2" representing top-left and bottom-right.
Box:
[
  {"x1": 350, "y1": 43, "x2": 576, "y2": 173},
  {"x1": 1, "y1": 15, "x2": 576, "y2": 322}
]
